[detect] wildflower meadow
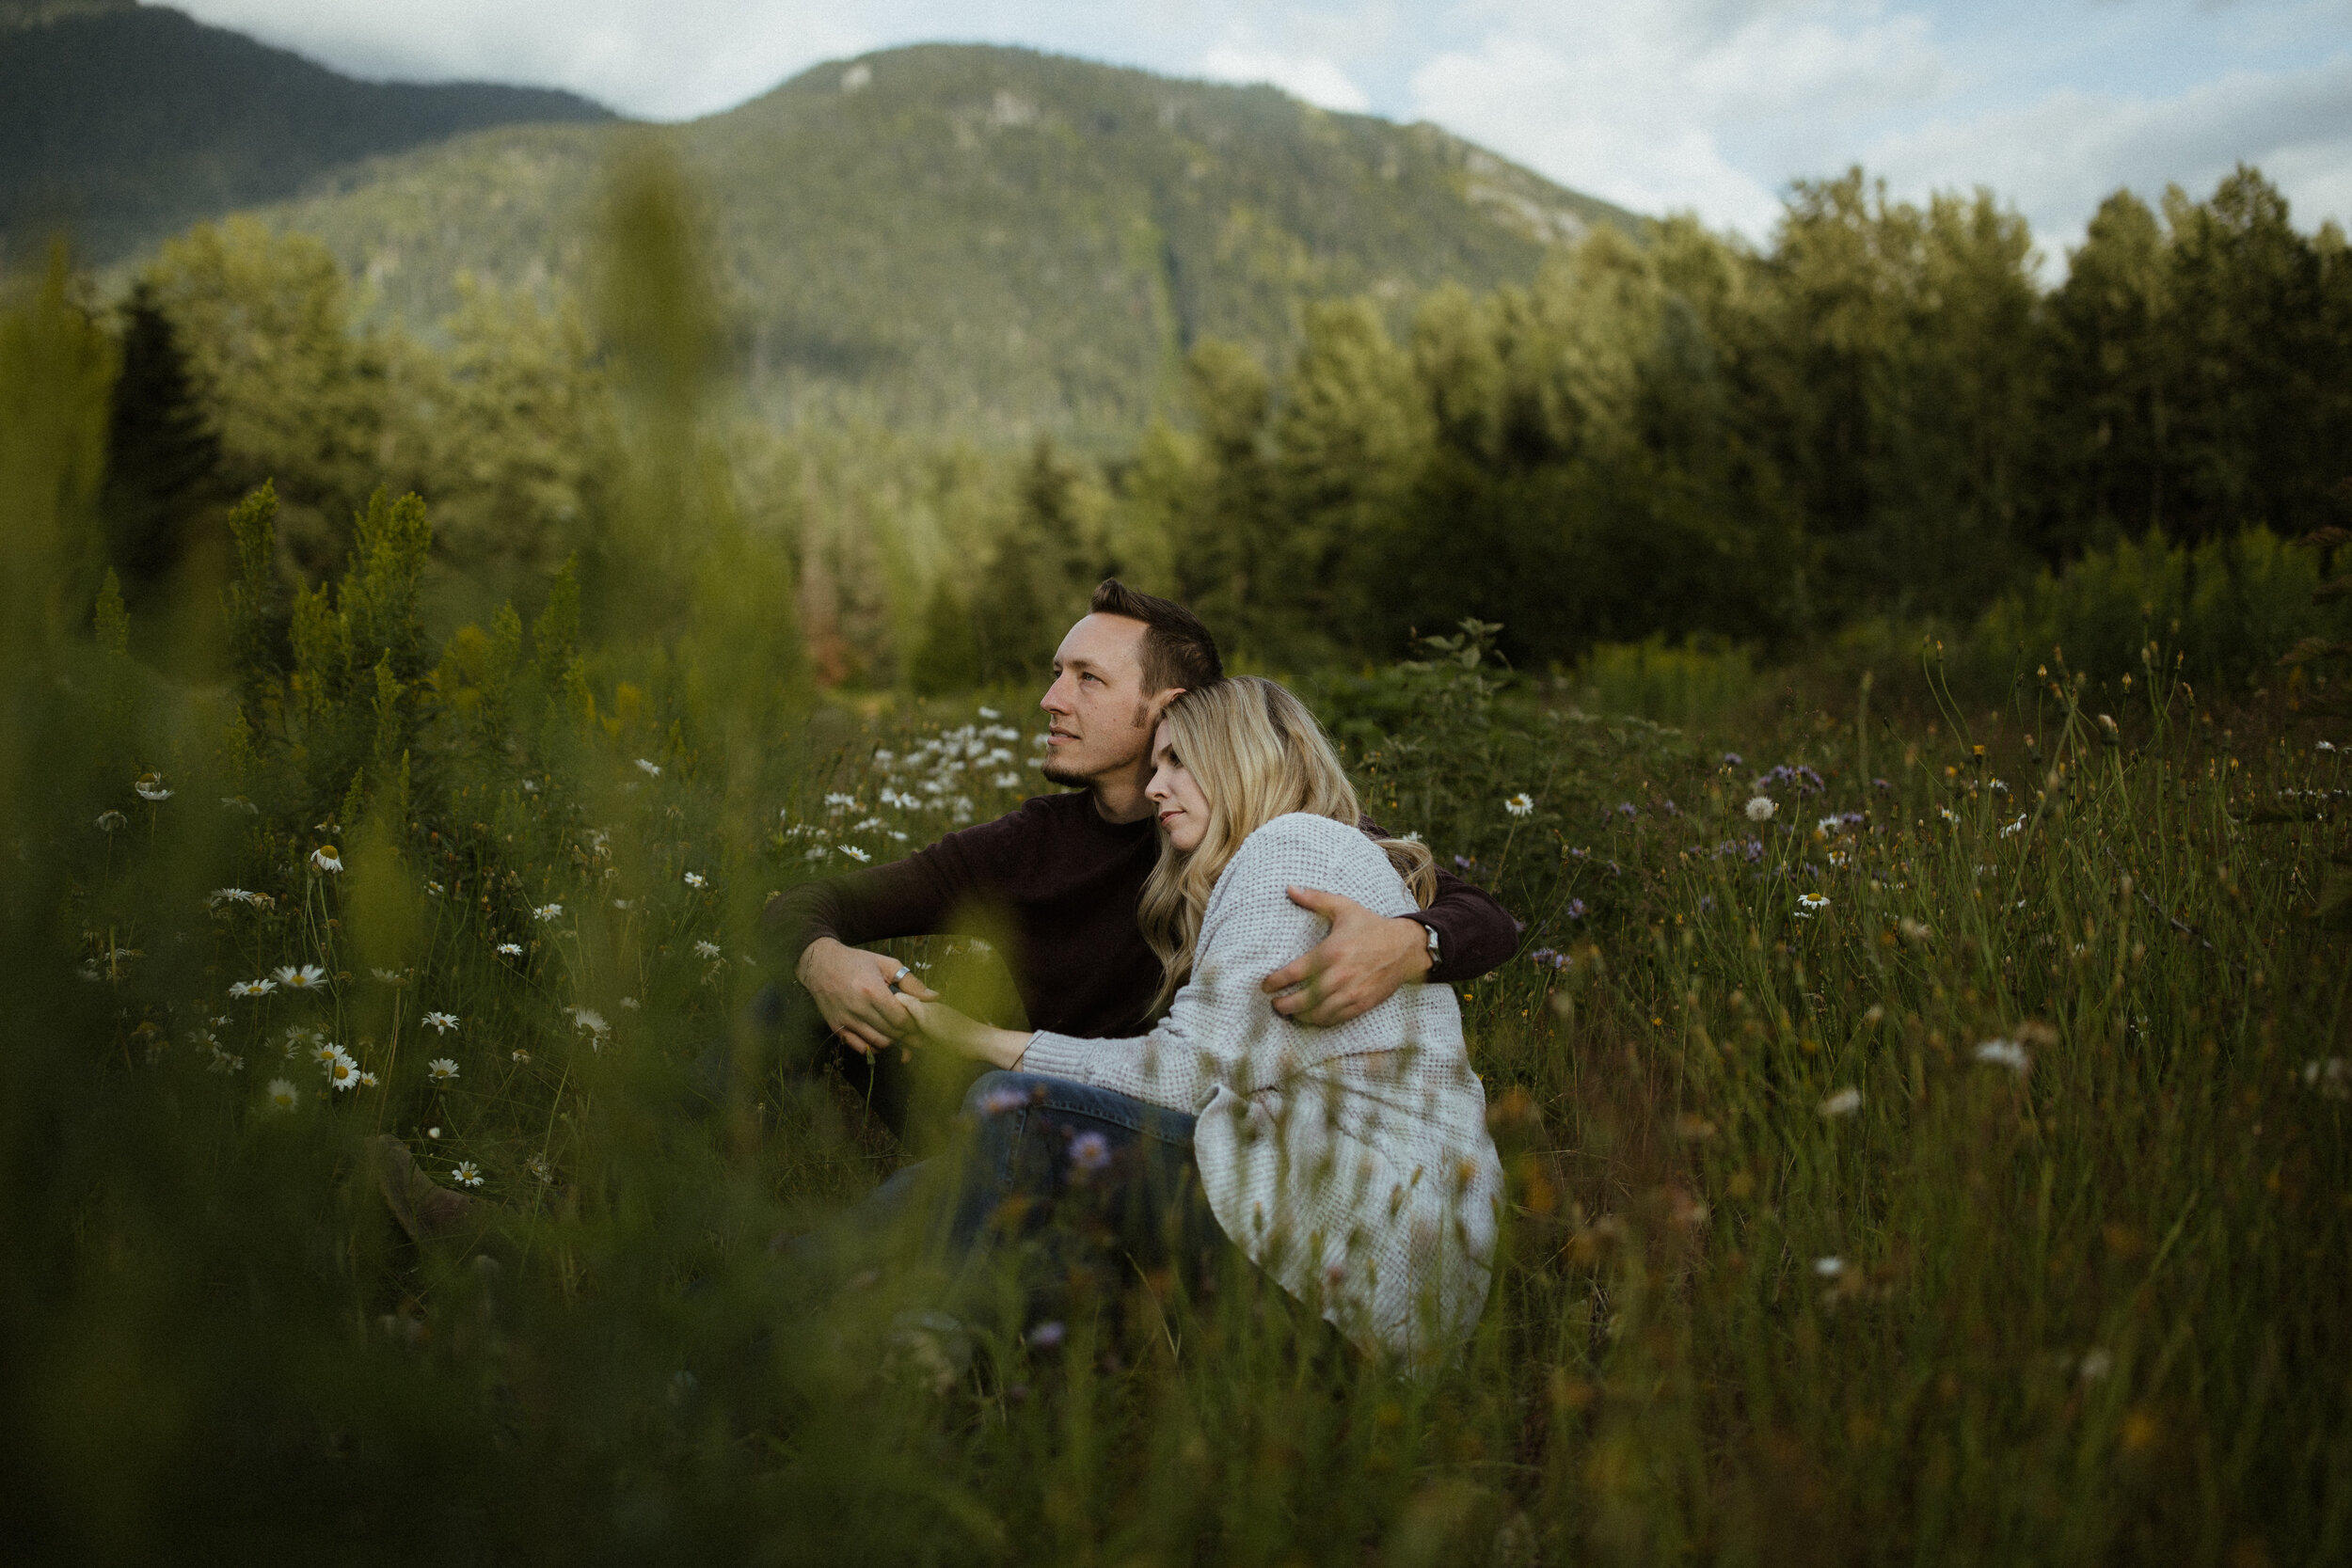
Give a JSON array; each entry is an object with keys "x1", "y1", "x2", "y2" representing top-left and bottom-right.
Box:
[{"x1": 5, "y1": 171, "x2": 2349, "y2": 1563}]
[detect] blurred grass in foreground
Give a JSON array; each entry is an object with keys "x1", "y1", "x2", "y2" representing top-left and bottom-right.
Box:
[{"x1": 6, "y1": 211, "x2": 2351, "y2": 1564}]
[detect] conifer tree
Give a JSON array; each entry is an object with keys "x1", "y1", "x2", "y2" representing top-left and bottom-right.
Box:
[{"x1": 100, "y1": 280, "x2": 220, "y2": 599}]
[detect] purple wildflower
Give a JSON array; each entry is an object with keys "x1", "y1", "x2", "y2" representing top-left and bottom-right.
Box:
[{"x1": 1069, "y1": 1131, "x2": 1113, "y2": 1175}]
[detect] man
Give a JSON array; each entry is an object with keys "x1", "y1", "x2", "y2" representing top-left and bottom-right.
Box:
[{"x1": 765, "y1": 579, "x2": 1519, "y2": 1139}]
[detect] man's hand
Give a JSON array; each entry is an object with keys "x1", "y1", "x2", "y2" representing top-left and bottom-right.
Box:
[
  {"x1": 1262, "y1": 889, "x2": 1434, "y2": 1026},
  {"x1": 796, "y1": 938, "x2": 938, "y2": 1054}
]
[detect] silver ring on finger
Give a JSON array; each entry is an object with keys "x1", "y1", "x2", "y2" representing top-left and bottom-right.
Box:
[{"x1": 888, "y1": 965, "x2": 912, "y2": 992}]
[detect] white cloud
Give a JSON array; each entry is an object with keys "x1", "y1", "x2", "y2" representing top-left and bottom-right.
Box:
[
  {"x1": 1200, "y1": 46, "x2": 1373, "y2": 111},
  {"x1": 1406, "y1": 1, "x2": 1950, "y2": 236},
  {"x1": 1865, "y1": 54, "x2": 2352, "y2": 255}
]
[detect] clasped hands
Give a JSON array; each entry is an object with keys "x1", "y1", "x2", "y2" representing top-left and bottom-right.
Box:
[{"x1": 795, "y1": 887, "x2": 1434, "y2": 1061}]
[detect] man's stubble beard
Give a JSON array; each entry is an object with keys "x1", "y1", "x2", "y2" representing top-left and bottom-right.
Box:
[{"x1": 1041, "y1": 701, "x2": 1155, "y2": 789}]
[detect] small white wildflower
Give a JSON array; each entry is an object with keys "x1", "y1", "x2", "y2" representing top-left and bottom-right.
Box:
[
  {"x1": 496, "y1": 942, "x2": 524, "y2": 957},
  {"x1": 532, "y1": 902, "x2": 564, "y2": 921},
  {"x1": 422, "y1": 1011, "x2": 459, "y2": 1036},
  {"x1": 265, "y1": 1077, "x2": 300, "y2": 1110},
  {"x1": 95, "y1": 810, "x2": 128, "y2": 832},
  {"x1": 2000, "y1": 815, "x2": 2026, "y2": 838},
  {"x1": 512, "y1": 1049, "x2": 532, "y2": 1064},
  {"x1": 452, "y1": 1162, "x2": 483, "y2": 1189},
  {"x1": 133, "y1": 772, "x2": 173, "y2": 801},
  {"x1": 527, "y1": 1154, "x2": 554, "y2": 1183},
  {"x1": 1813, "y1": 1256, "x2": 1845, "y2": 1277},
  {"x1": 372, "y1": 967, "x2": 404, "y2": 984},
  {"x1": 208, "y1": 887, "x2": 256, "y2": 909},
  {"x1": 618, "y1": 996, "x2": 641, "y2": 1010},
  {"x1": 1974, "y1": 1038, "x2": 2031, "y2": 1074},
  {"x1": 2300, "y1": 1058, "x2": 2349, "y2": 1099},
  {"x1": 693, "y1": 940, "x2": 722, "y2": 959},
  {"x1": 804, "y1": 847, "x2": 828, "y2": 861},
  {"x1": 2314, "y1": 739, "x2": 2334, "y2": 752},
  {"x1": 823, "y1": 792, "x2": 855, "y2": 814},
  {"x1": 324, "y1": 1052, "x2": 362, "y2": 1092},
  {"x1": 1502, "y1": 792, "x2": 1534, "y2": 818},
  {"x1": 1818, "y1": 1087, "x2": 1863, "y2": 1119},
  {"x1": 572, "y1": 1006, "x2": 610, "y2": 1037},
  {"x1": 992, "y1": 772, "x2": 1022, "y2": 789},
  {"x1": 358, "y1": 1070, "x2": 378, "y2": 1087},
  {"x1": 426, "y1": 1057, "x2": 459, "y2": 1083},
  {"x1": 839, "y1": 844, "x2": 871, "y2": 863},
  {"x1": 207, "y1": 1047, "x2": 245, "y2": 1074},
  {"x1": 1745, "y1": 796, "x2": 1775, "y2": 822},
  {"x1": 230, "y1": 978, "x2": 277, "y2": 999},
  {"x1": 977, "y1": 706, "x2": 1001, "y2": 720},
  {"x1": 273, "y1": 963, "x2": 327, "y2": 990},
  {"x1": 310, "y1": 845, "x2": 342, "y2": 873},
  {"x1": 683, "y1": 871, "x2": 707, "y2": 888},
  {"x1": 1794, "y1": 893, "x2": 1831, "y2": 919},
  {"x1": 1939, "y1": 807, "x2": 1959, "y2": 824},
  {"x1": 636, "y1": 758, "x2": 662, "y2": 777},
  {"x1": 1816, "y1": 815, "x2": 1842, "y2": 833},
  {"x1": 424, "y1": 879, "x2": 444, "y2": 895}
]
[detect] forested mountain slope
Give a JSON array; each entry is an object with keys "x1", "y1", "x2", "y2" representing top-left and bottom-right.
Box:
[
  {"x1": 0, "y1": 1, "x2": 612, "y2": 264},
  {"x1": 253, "y1": 43, "x2": 1645, "y2": 445}
]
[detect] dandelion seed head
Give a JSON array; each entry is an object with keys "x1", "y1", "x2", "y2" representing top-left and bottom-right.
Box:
[{"x1": 1745, "y1": 797, "x2": 1775, "y2": 822}]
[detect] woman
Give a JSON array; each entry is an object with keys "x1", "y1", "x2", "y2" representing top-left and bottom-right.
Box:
[{"x1": 905, "y1": 676, "x2": 1504, "y2": 1364}]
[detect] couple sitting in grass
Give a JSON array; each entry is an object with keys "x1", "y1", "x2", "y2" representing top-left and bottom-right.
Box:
[{"x1": 769, "y1": 582, "x2": 1515, "y2": 1362}]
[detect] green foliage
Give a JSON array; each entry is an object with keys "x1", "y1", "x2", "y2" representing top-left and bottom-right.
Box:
[{"x1": 1972, "y1": 526, "x2": 2352, "y2": 693}]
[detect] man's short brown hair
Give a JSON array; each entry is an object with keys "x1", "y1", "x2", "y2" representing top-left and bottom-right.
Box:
[{"x1": 1090, "y1": 578, "x2": 1222, "y2": 695}]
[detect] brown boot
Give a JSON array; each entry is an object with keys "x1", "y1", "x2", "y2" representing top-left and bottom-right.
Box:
[{"x1": 371, "y1": 1134, "x2": 481, "y2": 1244}]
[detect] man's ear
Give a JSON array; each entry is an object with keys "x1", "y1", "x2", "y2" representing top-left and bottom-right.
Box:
[{"x1": 1133, "y1": 687, "x2": 1184, "y2": 729}]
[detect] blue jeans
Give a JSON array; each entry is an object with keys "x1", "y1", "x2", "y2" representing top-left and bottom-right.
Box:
[{"x1": 941, "y1": 1070, "x2": 1225, "y2": 1299}]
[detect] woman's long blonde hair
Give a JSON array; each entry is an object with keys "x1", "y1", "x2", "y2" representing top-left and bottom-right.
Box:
[{"x1": 1137, "y1": 676, "x2": 1435, "y2": 1013}]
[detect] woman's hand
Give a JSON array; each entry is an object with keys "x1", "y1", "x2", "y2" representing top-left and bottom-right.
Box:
[{"x1": 902, "y1": 996, "x2": 1032, "y2": 1070}]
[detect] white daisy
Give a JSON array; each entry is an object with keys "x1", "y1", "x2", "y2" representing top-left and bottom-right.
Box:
[
  {"x1": 265, "y1": 1078, "x2": 300, "y2": 1110},
  {"x1": 693, "y1": 941, "x2": 722, "y2": 959},
  {"x1": 1503, "y1": 792, "x2": 1534, "y2": 817},
  {"x1": 1794, "y1": 893, "x2": 1831, "y2": 919},
  {"x1": 572, "y1": 1007, "x2": 610, "y2": 1037},
  {"x1": 423, "y1": 1012, "x2": 459, "y2": 1035},
  {"x1": 230, "y1": 978, "x2": 277, "y2": 999},
  {"x1": 273, "y1": 963, "x2": 327, "y2": 990},
  {"x1": 532, "y1": 902, "x2": 564, "y2": 922},
  {"x1": 427, "y1": 1057, "x2": 459, "y2": 1083},
  {"x1": 324, "y1": 1053, "x2": 362, "y2": 1092},
  {"x1": 496, "y1": 942, "x2": 524, "y2": 957},
  {"x1": 310, "y1": 846, "x2": 342, "y2": 873},
  {"x1": 1974, "y1": 1038, "x2": 2030, "y2": 1074},
  {"x1": 208, "y1": 887, "x2": 257, "y2": 909},
  {"x1": 512, "y1": 1049, "x2": 532, "y2": 1064},
  {"x1": 683, "y1": 871, "x2": 707, "y2": 888},
  {"x1": 452, "y1": 1162, "x2": 483, "y2": 1188},
  {"x1": 95, "y1": 810, "x2": 127, "y2": 832},
  {"x1": 636, "y1": 757, "x2": 662, "y2": 777},
  {"x1": 133, "y1": 772, "x2": 173, "y2": 801}
]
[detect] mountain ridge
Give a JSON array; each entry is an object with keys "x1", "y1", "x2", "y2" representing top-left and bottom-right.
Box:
[
  {"x1": 0, "y1": 4, "x2": 612, "y2": 264},
  {"x1": 260, "y1": 42, "x2": 1646, "y2": 446}
]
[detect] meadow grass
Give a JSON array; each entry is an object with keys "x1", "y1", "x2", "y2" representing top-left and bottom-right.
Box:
[{"x1": 8, "y1": 507, "x2": 2348, "y2": 1564}]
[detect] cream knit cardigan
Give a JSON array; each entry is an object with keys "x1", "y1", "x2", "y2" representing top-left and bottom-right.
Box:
[{"x1": 1019, "y1": 812, "x2": 1504, "y2": 1362}]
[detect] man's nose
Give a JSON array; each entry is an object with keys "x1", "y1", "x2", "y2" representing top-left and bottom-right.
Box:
[{"x1": 1041, "y1": 675, "x2": 1071, "y2": 714}]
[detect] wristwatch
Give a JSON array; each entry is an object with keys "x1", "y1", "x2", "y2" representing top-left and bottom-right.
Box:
[{"x1": 1422, "y1": 922, "x2": 1442, "y2": 967}]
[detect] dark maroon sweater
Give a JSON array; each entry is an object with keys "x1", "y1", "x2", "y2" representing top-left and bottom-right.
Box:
[{"x1": 766, "y1": 791, "x2": 1521, "y2": 1039}]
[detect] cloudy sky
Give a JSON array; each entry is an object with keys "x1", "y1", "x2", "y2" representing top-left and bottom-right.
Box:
[{"x1": 172, "y1": 0, "x2": 2352, "y2": 256}]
